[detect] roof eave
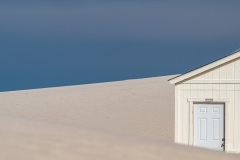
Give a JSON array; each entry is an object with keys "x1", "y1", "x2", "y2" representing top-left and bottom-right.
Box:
[{"x1": 169, "y1": 49, "x2": 240, "y2": 85}]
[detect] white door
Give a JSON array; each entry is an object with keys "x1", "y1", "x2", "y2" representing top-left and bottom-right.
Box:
[{"x1": 194, "y1": 103, "x2": 224, "y2": 151}]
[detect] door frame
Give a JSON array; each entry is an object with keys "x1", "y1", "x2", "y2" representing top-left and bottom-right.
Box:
[{"x1": 187, "y1": 98, "x2": 229, "y2": 151}]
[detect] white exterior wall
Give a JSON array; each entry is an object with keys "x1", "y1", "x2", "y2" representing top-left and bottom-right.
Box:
[{"x1": 175, "y1": 58, "x2": 240, "y2": 153}]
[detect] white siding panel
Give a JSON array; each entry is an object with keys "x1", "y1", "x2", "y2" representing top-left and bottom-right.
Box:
[
  {"x1": 204, "y1": 83, "x2": 213, "y2": 98},
  {"x1": 197, "y1": 84, "x2": 204, "y2": 90},
  {"x1": 212, "y1": 68, "x2": 220, "y2": 80},
  {"x1": 219, "y1": 85, "x2": 227, "y2": 98},
  {"x1": 212, "y1": 84, "x2": 220, "y2": 90},
  {"x1": 197, "y1": 84, "x2": 205, "y2": 98},
  {"x1": 234, "y1": 90, "x2": 240, "y2": 152},
  {"x1": 226, "y1": 62, "x2": 235, "y2": 80},
  {"x1": 190, "y1": 84, "x2": 198, "y2": 91},
  {"x1": 204, "y1": 71, "x2": 212, "y2": 80},
  {"x1": 204, "y1": 89, "x2": 213, "y2": 99},
  {"x1": 190, "y1": 90, "x2": 198, "y2": 98},
  {"x1": 237, "y1": 91, "x2": 240, "y2": 153},
  {"x1": 175, "y1": 85, "x2": 179, "y2": 143},
  {"x1": 190, "y1": 84, "x2": 198, "y2": 98},
  {"x1": 227, "y1": 89, "x2": 234, "y2": 151},
  {"x1": 219, "y1": 65, "x2": 227, "y2": 80},
  {"x1": 227, "y1": 84, "x2": 234, "y2": 91},
  {"x1": 205, "y1": 84, "x2": 212, "y2": 90},
  {"x1": 220, "y1": 84, "x2": 227, "y2": 91},
  {"x1": 183, "y1": 84, "x2": 191, "y2": 90},
  {"x1": 178, "y1": 88, "x2": 184, "y2": 143},
  {"x1": 212, "y1": 90, "x2": 220, "y2": 99},
  {"x1": 235, "y1": 84, "x2": 240, "y2": 90},
  {"x1": 234, "y1": 59, "x2": 240, "y2": 80},
  {"x1": 197, "y1": 91, "x2": 205, "y2": 98},
  {"x1": 182, "y1": 89, "x2": 190, "y2": 144},
  {"x1": 219, "y1": 91, "x2": 227, "y2": 99}
]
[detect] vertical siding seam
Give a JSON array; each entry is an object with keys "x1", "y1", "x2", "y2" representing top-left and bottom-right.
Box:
[
  {"x1": 175, "y1": 85, "x2": 179, "y2": 143},
  {"x1": 211, "y1": 82, "x2": 213, "y2": 98},
  {"x1": 238, "y1": 87, "x2": 240, "y2": 153},
  {"x1": 182, "y1": 89, "x2": 184, "y2": 143},
  {"x1": 233, "y1": 84, "x2": 235, "y2": 151},
  {"x1": 233, "y1": 61, "x2": 236, "y2": 152},
  {"x1": 218, "y1": 67, "x2": 220, "y2": 98},
  {"x1": 188, "y1": 84, "x2": 191, "y2": 145},
  {"x1": 233, "y1": 61, "x2": 235, "y2": 80},
  {"x1": 234, "y1": 83, "x2": 236, "y2": 152},
  {"x1": 218, "y1": 66, "x2": 220, "y2": 80},
  {"x1": 233, "y1": 62, "x2": 235, "y2": 151},
  {"x1": 211, "y1": 71, "x2": 213, "y2": 98}
]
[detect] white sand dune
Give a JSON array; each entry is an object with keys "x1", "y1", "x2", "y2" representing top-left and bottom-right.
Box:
[{"x1": 0, "y1": 75, "x2": 239, "y2": 160}]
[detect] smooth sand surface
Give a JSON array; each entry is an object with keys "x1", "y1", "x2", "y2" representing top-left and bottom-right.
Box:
[{"x1": 0, "y1": 75, "x2": 239, "y2": 159}]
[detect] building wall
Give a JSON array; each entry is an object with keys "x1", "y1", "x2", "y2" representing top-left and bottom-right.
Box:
[{"x1": 175, "y1": 58, "x2": 240, "y2": 153}]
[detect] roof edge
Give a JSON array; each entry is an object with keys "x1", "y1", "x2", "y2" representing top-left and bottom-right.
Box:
[{"x1": 169, "y1": 49, "x2": 240, "y2": 84}]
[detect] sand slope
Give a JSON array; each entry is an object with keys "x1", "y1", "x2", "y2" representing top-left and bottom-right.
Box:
[
  {"x1": 0, "y1": 75, "x2": 239, "y2": 160},
  {"x1": 0, "y1": 114, "x2": 239, "y2": 160},
  {"x1": 0, "y1": 75, "x2": 175, "y2": 141}
]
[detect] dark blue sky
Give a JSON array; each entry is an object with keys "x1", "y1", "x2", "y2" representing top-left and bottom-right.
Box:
[{"x1": 0, "y1": 0, "x2": 240, "y2": 91}]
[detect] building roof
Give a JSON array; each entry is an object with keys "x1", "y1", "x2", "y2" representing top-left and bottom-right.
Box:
[{"x1": 169, "y1": 49, "x2": 240, "y2": 84}]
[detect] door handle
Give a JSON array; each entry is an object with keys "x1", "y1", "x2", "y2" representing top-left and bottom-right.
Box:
[{"x1": 221, "y1": 138, "x2": 225, "y2": 148}]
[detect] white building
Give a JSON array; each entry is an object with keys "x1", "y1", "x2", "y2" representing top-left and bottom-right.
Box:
[{"x1": 169, "y1": 49, "x2": 240, "y2": 153}]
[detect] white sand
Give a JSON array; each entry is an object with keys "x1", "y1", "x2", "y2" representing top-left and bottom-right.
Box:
[{"x1": 0, "y1": 75, "x2": 239, "y2": 160}]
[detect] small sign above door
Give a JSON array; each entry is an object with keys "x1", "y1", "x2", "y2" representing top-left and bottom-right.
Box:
[{"x1": 205, "y1": 98, "x2": 213, "y2": 102}]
